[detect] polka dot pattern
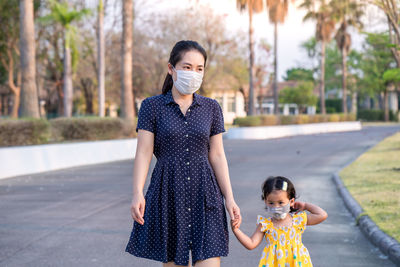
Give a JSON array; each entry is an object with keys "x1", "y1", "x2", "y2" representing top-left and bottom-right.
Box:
[{"x1": 125, "y1": 90, "x2": 228, "y2": 266}]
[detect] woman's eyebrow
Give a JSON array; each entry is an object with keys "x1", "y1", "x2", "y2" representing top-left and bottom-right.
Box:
[{"x1": 181, "y1": 62, "x2": 192, "y2": 66}]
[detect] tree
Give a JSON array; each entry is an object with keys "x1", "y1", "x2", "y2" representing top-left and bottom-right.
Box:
[
  {"x1": 236, "y1": 0, "x2": 264, "y2": 115},
  {"x1": 331, "y1": 0, "x2": 364, "y2": 113},
  {"x1": 365, "y1": 0, "x2": 400, "y2": 67},
  {"x1": 19, "y1": 0, "x2": 40, "y2": 118},
  {"x1": 283, "y1": 67, "x2": 314, "y2": 82},
  {"x1": 0, "y1": 0, "x2": 22, "y2": 118},
  {"x1": 279, "y1": 81, "x2": 318, "y2": 113},
  {"x1": 266, "y1": 0, "x2": 293, "y2": 114},
  {"x1": 358, "y1": 32, "x2": 395, "y2": 120},
  {"x1": 39, "y1": 0, "x2": 91, "y2": 117},
  {"x1": 300, "y1": 0, "x2": 336, "y2": 114},
  {"x1": 121, "y1": 0, "x2": 135, "y2": 120},
  {"x1": 97, "y1": 0, "x2": 105, "y2": 117},
  {"x1": 383, "y1": 68, "x2": 400, "y2": 121}
]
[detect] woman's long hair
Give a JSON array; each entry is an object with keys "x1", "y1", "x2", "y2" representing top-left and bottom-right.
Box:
[{"x1": 161, "y1": 40, "x2": 207, "y2": 94}]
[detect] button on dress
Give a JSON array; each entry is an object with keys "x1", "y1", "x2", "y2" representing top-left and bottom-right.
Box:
[{"x1": 125, "y1": 90, "x2": 229, "y2": 266}]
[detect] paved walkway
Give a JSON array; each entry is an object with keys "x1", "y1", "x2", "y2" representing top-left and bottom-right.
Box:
[{"x1": 1, "y1": 125, "x2": 399, "y2": 266}]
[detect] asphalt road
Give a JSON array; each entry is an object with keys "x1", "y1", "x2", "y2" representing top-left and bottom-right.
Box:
[{"x1": 1, "y1": 125, "x2": 399, "y2": 267}]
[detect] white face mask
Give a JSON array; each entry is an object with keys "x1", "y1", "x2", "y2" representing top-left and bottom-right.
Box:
[
  {"x1": 266, "y1": 203, "x2": 291, "y2": 220},
  {"x1": 172, "y1": 66, "x2": 203, "y2": 95}
]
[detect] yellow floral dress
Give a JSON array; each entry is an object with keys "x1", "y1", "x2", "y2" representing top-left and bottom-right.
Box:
[{"x1": 257, "y1": 211, "x2": 312, "y2": 267}]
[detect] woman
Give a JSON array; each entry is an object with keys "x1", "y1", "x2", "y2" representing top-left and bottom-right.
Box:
[{"x1": 125, "y1": 40, "x2": 241, "y2": 267}]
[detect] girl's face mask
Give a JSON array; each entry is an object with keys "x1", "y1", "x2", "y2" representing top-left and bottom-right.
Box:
[
  {"x1": 172, "y1": 66, "x2": 203, "y2": 95},
  {"x1": 265, "y1": 202, "x2": 291, "y2": 220}
]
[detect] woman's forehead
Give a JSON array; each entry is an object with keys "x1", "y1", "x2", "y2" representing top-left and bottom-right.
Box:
[{"x1": 179, "y1": 50, "x2": 205, "y2": 66}]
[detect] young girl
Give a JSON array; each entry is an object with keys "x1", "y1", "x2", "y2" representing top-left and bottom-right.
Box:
[{"x1": 231, "y1": 176, "x2": 327, "y2": 267}]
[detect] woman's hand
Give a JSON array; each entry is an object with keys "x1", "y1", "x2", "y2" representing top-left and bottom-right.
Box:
[
  {"x1": 131, "y1": 192, "x2": 146, "y2": 225},
  {"x1": 225, "y1": 198, "x2": 241, "y2": 224}
]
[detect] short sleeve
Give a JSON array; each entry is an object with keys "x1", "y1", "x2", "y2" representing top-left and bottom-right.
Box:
[
  {"x1": 210, "y1": 100, "x2": 225, "y2": 137},
  {"x1": 293, "y1": 211, "x2": 307, "y2": 234},
  {"x1": 136, "y1": 98, "x2": 156, "y2": 133},
  {"x1": 257, "y1": 215, "x2": 272, "y2": 232}
]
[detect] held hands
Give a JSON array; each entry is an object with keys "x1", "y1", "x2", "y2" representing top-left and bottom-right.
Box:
[
  {"x1": 225, "y1": 198, "x2": 241, "y2": 230},
  {"x1": 231, "y1": 213, "x2": 242, "y2": 231},
  {"x1": 131, "y1": 193, "x2": 146, "y2": 225}
]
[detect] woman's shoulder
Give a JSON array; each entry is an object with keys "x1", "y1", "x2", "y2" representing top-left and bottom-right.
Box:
[{"x1": 196, "y1": 94, "x2": 219, "y2": 106}]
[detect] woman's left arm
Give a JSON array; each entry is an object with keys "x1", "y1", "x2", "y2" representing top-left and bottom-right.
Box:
[{"x1": 209, "y1": 133, "x2": 241, "y2": 221}]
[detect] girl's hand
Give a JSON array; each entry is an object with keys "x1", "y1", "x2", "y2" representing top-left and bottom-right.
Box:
[
  {"x1": 231, "y1": 213, "x2": 242, "y2": 230},
  {"x1": 293, "y1": 201, "x2": 306, "y2": 213},
  {"x1": 225, "y1": 198, "x2": 241, "y2": 222},
  {"x1": 131, "y1": 193, "x2": 145, "y2": 225}
]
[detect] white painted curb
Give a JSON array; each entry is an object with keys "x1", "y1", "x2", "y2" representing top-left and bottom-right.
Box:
[
  {"x1": 0, "y1": 139, "x2": 137, "y2": 180},
  {"x1": 224, "y1": 121, "x2": 362, "y2": 140}
]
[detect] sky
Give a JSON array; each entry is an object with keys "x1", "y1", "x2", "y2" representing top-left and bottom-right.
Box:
[{"x1": 105, "y1": 0, "x2": 387, "y2": 82}]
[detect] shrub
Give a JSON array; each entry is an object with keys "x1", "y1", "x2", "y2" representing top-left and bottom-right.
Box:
[
  {"x1": 0, "y1": 118, "x2": 51, "y2": 147},
  {"x1": 49, "y1": 117, "x2": 135, "y2": 142},
  {"x1": 259, "y1": 115, "x2": 279, "y2": 126},
  {"x1": 328, "y1": 114, "x2": 340, "y2": 122},
  {"x1": 357, "y1": 109, "x2": 398, "y2": 121},
  {"x1": 279, "y1": 116, "x2": 296, "y2": 125},
  {"x1": 295, "y1": 115, "x2": 309, "y2": 124},
  {"x1": 233, "y1": 116, "x2": 262, "y2": 127}
]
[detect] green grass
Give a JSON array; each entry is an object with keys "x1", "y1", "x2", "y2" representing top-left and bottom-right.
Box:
[{"x1": 340, "y1": 132, "x2": 400, "y2": 242}]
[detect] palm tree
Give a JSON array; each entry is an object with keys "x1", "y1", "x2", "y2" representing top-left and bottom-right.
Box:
[
  {"x1": 236, "y1": 0, "x2": 264, "y2": 115},
  {"x1": 300, "y1": 0, "x2": 335, "y2": 114},
  {"x1": 19, "y1": 0, "x2": 40, "y2": 118},
  {"x1": 266, "y1": 0, "x2": 292, "y2": 114},
  {"x1": 97, "y1": 0, "x2": 105, "y2": 117},
  {"x1": 121, "y1": 0, "x2": 135, "y2": 120},
  {"x1": 39, "y1": 0, "x2": 90, "y2": 117},
  {"x1": 331, "y1": 0, "x2": 363, "y2": 113}
]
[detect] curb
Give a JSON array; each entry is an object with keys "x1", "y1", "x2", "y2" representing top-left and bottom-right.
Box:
[
  {"x1": 224, "y1": 121, "x2": 362, "y2": 140},
  {"x1": 332, "y1": 173, "x2": 400, "y2": 266}
]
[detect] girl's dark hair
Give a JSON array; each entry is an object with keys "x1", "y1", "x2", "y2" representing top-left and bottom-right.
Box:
[
  {"x1": 161, "y1": 40, "x2": 207, "y2": 94},
  {"x1": 262, "y1": 176, "x2": 298, "y2": 212}
]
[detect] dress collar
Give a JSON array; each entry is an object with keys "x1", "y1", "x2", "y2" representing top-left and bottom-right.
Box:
[{"x1": 164, "y1": 89, "x2": 202, "y2": 106}]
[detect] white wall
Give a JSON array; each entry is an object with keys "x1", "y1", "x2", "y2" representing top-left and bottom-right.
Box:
[
  {"x1": 224, "y1": 121, "x2": 362, "y2": 140},
  {"x1": 0, "y1": 139, "x2": 137, "y2": 180}
]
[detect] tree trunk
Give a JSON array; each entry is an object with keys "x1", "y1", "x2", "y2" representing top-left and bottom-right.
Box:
[
  {"x1": 320, "y1": 41, "x2": 326, "y2": 114},
  {"x1": 384, "y1": 89, "x2": 389, "y2": 122},
  {"x1": 19, "y1": 0, "x2": 40, "y2": 118},
  {"x1": 273, "y1": 22, "x2": 279, "y2": 115},
  {"x1": 248, "y1": 5, "x2": 255, "y2": 116},
  {"x1": 341, "y1": 47, "x2": 348, "y2": 113},
  {"x1": 63, "y1": 36, "x2": 73, "y2": 117},
  {"x1": 351, "y1": 91, "x2": 357, "y2": 114},
  {"x1": 97, "y1": 0, "x2": 105, "y2": 117},
  {"x1": 121, "y1": 0, "x2": 135, "y2": 120}
]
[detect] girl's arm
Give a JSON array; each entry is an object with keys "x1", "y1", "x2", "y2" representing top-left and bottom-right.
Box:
[
  {"x1": 209, "y1": 133, "x2": 240, "y2": 221},
  {"x1": 294, "y1": 201, "x2": 328, "y2": 225},
  {"x1": 130, "y1": 130, "x2": 154, "y2": 225},
  {"x1": 232, "y1": 223, "x2": 265, "y2": 250}
]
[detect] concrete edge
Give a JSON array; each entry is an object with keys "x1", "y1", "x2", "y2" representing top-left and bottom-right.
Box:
[
  {"x1": 0, "y1": 138, "x2": 137, "y2": 180},
  {"x1": 332, "y1": 173, "x2": 400, "y2": 265},
  {"x1": 224, "y1": 121, "x2": 362, "y2": 140}
]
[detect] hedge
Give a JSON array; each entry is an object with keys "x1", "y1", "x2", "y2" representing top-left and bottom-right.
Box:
[
  {"x1": 357, "y1": 109, "x2": 399, "y2": 122},
  {"x1": 233, "y1": 113, "x2": 357, "y2": 127},
  {"x1": 0, "y1": 117, "x2": 136, "y2": 147}
]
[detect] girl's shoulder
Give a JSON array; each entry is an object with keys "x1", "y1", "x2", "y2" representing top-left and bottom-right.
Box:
[
  {"x1": 292, "y1": 211, "x2": 307, "y2": 234},
  {"x1": 257, "y1": 215, "x2": 273, "y2": 232}
]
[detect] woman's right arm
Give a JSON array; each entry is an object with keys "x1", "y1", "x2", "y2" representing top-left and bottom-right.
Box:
[{"x1": 130, "y1": 129, "x2": 154, "y2": 225}]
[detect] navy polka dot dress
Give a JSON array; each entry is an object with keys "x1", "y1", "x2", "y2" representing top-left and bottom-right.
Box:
[{"x1": 125, "y1": 90, "x2": 229, "y2": 266}]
